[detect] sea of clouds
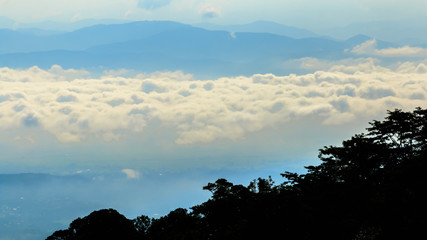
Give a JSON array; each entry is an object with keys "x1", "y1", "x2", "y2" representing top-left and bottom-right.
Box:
[
  {"x1": 1, "y1": 59, "x2": 426, "y2": 148},
  {"x1": 1, "y1": 52, "x2": 427, "y2": 240}
]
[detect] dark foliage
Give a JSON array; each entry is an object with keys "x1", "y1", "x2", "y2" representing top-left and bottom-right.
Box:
[
  {"x1": 46, "y1": 209, "x2": 137, "y2": 240},
  {"x1": 47, "y1": 108, "x2": 426, "y2": 240}
]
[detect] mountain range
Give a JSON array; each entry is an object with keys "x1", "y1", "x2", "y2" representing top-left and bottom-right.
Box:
[
  {"x1": 193, "y1": 20, "x2": 319, "y2": 39},
  {"x1": 0, "y1": 20, "x2": 396, "y2": 77},
  {"x1": 323, "y1": 19, "x2": 427, "y2": 46}
]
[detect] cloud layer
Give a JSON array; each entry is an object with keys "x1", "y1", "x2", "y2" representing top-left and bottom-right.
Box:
[
  {"x1": 351, "y1": 39, "x2": 427, "y2": 57},
  {"x1": 1, "y1": 63, "x2": 426, "y2": 147},
  {"x1": 121, "y1": 168, "x2": 140, "y2": 179}
]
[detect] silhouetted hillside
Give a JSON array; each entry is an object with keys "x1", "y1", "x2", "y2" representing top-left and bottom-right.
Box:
[{"x1": 47, "y1": 107, "x2": 426, "y2": 240}]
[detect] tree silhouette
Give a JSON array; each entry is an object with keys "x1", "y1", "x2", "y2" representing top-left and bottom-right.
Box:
[
  {"x1": 282, "y1": 107, "x2": 427, "y2": 239},
  {"x1": 47, "y1": 108, "x2": 426, "y2": 240},
  {"x1": 148, "y1": 208, "x2": 204, "y2": 240},
  {"x1": 47, "y1": 209, "x2": 137, "y2": 240},
  {"x1": 133, "y1": 214, "x2": 151, "y2": 240}
]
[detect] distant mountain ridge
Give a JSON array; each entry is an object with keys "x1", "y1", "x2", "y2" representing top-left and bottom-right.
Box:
[
  {"x1": 0, "y1": 20, "x2": 393, "y2": 77},
  {"x1": 324, "y1": 19, "x2": 427, "y2": 46},
  {"x1": 0, "y1": 16, "x2": 131, "y2": 31},
  {"x1": 0, "y1": 21, "x2": 192, "y2": 54},
  {"x1": 194, "y1": 20, "x2": 318, "y2": 39}
]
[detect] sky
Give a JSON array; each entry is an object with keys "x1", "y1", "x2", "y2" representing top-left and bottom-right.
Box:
[
  {"x1": 1, "y1": 0, "x2": 427, "y2": 30},
  {"x1": 1, "y1": 1, "x2": 427, "y2": 239}
]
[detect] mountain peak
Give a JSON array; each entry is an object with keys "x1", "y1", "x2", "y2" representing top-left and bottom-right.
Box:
[
  {"x1": 194, "y1": 20, "x2": 317, "y2": 39},
  {"x1": 347, "y1": 34, "x2": 371, "y2": 41}
]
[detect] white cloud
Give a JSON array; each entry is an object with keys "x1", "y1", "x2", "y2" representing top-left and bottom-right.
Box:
[
  {"x1": 0, "y1": 62, "x2": 426, "y2": 146},
  {"x1": 287, "y1": 57, "x2": 382, "y2": 72},
  {"x1": 351, "y1": 39, "x2": 427, "y2": 57},
  {"x1": 377, "y1": 46, "x2": 427, "y2": 57},
  {"x1": 201, "y1": 6, "x2": 221, "y2": 19},
  {"x1": 121, "y1": 168, "x2": 140, "y2": 179}
]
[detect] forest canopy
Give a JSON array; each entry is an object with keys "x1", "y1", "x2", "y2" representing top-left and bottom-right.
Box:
[{"x1": 47, "y1": 107, "x2": 426, "y2": 240}]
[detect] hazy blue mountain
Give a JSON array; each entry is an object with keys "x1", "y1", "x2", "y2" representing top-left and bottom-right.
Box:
[
  {"x1": 324, "y1": 19, "x2": 427, "y2": 45},
  {"x1": 343, "y1": 34, "x2": 371, "y2": 45},
  {"x1": 0, "y1": 16, "x2": 130, "y2": 34},
  {"x1": 10, "y1": 18, "x2": 132, "y2": 32},
  {"x1": 0, "y1": 21, "x2": 192, "y2": 53},
  {"x1": 194, "y1": 20, "x2": 318, "y2": 39},
  {"x1": 0, "y1": 21, "x2": 390, "y2": 77},
  {"x1": 15, "y1": 28, "x2": 66, "y2": 36},
  {"x1": 0, "y1": 29, "x2": 39, "y2": 53}
]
